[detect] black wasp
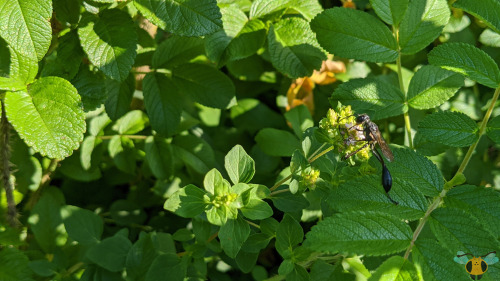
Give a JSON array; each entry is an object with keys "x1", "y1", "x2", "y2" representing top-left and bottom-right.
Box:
[{"x1": 341, "y1": 114, "x2": 398, "y2": 205}]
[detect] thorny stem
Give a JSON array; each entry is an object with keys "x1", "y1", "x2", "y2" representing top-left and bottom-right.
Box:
[
  {"x1": 403, "y1": 85, "x2": 500, "y2": 259},
  {"x1": 1, "y1": 99, "x2": 19, "y2": 227},
  {"x1": 394, "y1": 26, "x2": 413, "y2": 148}
]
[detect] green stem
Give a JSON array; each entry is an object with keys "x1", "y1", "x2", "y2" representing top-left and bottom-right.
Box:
[
  {"x1": 245, "y1": 219, "x2": 260, "y2": 229},
  {"x1": 457, "y1": 86, "x2": 500, "y2": 174},
  {"x1": 98, "y1": 135, "x2": 148, "y2": 140},
  {"x1": 269, "y1": 188, "x2": 290, "y2": 197},
  {"x1": 403, "y1": 85, "x2": 500, "y2": 259}
]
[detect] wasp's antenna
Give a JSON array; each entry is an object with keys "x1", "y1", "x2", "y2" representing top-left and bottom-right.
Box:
[
  {"x1": 481, "y1": 251, "x2": 496, "y2": 257},
  {"x1": 457, "y1": 253, "x2": 474, "y2": 258}
]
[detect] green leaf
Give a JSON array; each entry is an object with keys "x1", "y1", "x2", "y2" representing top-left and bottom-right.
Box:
[
  {"x1": 271, "y1": 190, "x2": 309, "y2": 213},
  {"x1": 368, "y1": 256, "x2": 419, "y2": 281},
  {"x1": 268, "y1": 17, "x2": 326, "y2": 78},
  {"x1": 429, "y1": 207, "x2": 500, "y2": 255},
  {"x1": 164, "y1": 184, "x2": 208, "y2": 218},
  {"x1": 287, "y1": 264, "x2": 310, "y2": 281},
  {"x1": 453, "y1": 0, "x2": 500, "y2": 34},
  {"x1": 110, "y1": 200, "x2": 147, "y2": 226},
  {"x1": 10, "y1": 136, "x2": 42, "y2": 193},
  {"x1": 206, "y1": 6, "x2": 266, "y2": 66},
  {"x1": 479, "y1": 29, "x2": 500, "y2": 48},
  {"x1": 276, "y1": 214, "x2": 303, "y2": 259},
  {"x1": 79, "y1": 135, "x2": 101, "y2": 169},
  {"x1": 445, "y1": 185, "x2": 500, "y2": 236},
  {"x1": 28, "y1": 187, "x2": 66, "y2": 253},
  {"x1": 255, "y1": 128, "x2": 300, "y2": 157},
  {"x1": 331, "y1": 77, "x2": 406, "y2": 120},
  {"x1": 230, "y1": 99, "x2": 285, "y2": 134},
  {"x1": 134, "y1": 0, "x2": 222, "y2": 37},
  {"x1": 61, "y1": 205, "x2": 103, "y2": 245},
  {"x1": 418, "y1": 111, "x2": 478, "y2": 147},
  {"x1": 28, "y1": 259, "x2": 57, "y2": 277},
  {"x1": 145, "y1": 253, "x2": 185, "y2": 281},
  {"x1": 60, "y1": 147, "x2": 102, "y2": 182},
  {"x1": 407, "y1": 65, "x2": 464, "y2": 109},
  {"x1": 386, "y1": 145, "x2": 443, "y2": 197},
  {"x1": 399, "y1": 0, "x2": 450, "y2": 54},
  {"x1": 0, "y1": 0, "x2": 51, "y2": 61},
  {"x1": 249, "y1": 0, "x2": 290, "y2": 19},
  {"x1": 289, "y1": 0, "x2": 323, "y2": 21},
  {"x1": 172, "y1": 134, "x2": 216, "y2": 175},
  {"x1": 305, "y1": 211, "x2": 412, "y2": 256},
  {"x1": 242, "y1": 233, "x2": 273, "y2": 253},
  {"x1": 329, "y1": 175, "x2": 426, "y2": 221},
  {"x1": 370, "y1": 0, "x2": 409, "y2": 26},
  {"x1": 108, "y1": 136, "x2": 136, "y2": 174},
  {"x1": 284, "y1": 105, "x2": 313, "y2": 138},
  {"x1": 0, "y1": 39, "x2": 37, "y2": 90},
  {"x1": 78, "y1": 9, "x2": 137, "y2": 81},
  {"x1": 413, "y1": 239, "x2": 469, "y2": 281},
  {"x1": 5, "y1": 77, "x2": 85, "y2": 159},
  {"x1": 236, "y1": 251, "x2": 259, "y2": 273},
  {"x1": 172, "y1": 63, "x2": 235, "y2": 109},
  {"x1": 53, "y1": 0, "x2": 80, "y2": 24},
  {"x1": 428, "y1": 42, "x2": 500, "y2": 89},
  {"x1": 487, "y1": 115, "x2": 500, "y2": 143},
  {"x1": 0, "y1": 248, "x2": 34, "y2": 281},
  {"x1": 225, "y1": 145, "x2": 255, "y2": 184},
  {"x1": 145, "y1": 136, "x2": 174, "y2": 180},
  {"x1": 112, "y1": 110, "x2": 149, "y2": 135},
  {"x1": 71, "y1": 65, "x2": 107, "y2": 111},
  {"x1": 152, "y1": 36, "x2": 204, "y2": 69},
  {"x1": 143, "y1": 73, "x2": 183, "y2": 137},
  {"x1": 241, "y1": 197, "x2": 273, "y2": 220},
  {"x1": 206, "y1": 204, "x2": 238, "y2": 226},
  {"x1": 203, "y1": 168, "x2": 230, "y2": 195},
  {"x1": 105, "y1": 74, "x2": 134, "y2": 121},
  {"x1": 311, "y1": 7, "x2": 398, "y2": 62},
  {"x1": 219, "y1": 216, "x2": 251, "y2": 258},
  {"x1": 87, "y1": 234, "x2": 132, "y2": 272}
]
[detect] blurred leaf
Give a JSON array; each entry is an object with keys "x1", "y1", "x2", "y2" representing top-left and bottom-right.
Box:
[
  {"x1": 172, "y1": 63, "x2": 235, "y2": 109},
  {"x1": 78, "y1": 9, "x2": 137, "y2": 81},
  {"x1": 443, "y1": 15, "x2": 471, "y2": 33},
  {"x1": 271, "y1": 190, "x2": 309, "y2": 213},
  {"x1": 399, "y1": 0, "x2": 450, "y2": 54},
  {"x1": 428, "y1": 42, "x2": 500, "y2": 88},
  {"x1": 206, "y1": 6, "x2": 266, "y2": 66},
  {"x1": 225, "y1": 145, "x2": 255, "y2": 184},
  {"x1": 87, "y1": 234, "x2": 132, "y2": 272},
  {"x1": 41, "y1": 31, "x2": 83, "y2": 80},
  {"x1": 331, "y1": 77, "x2": 406, "y2": 120},
  {"x1": 268, "y1": 17, "x2": 326, "y2": 78},
  {"x1": 145, "y1": 253, "x2": 185, "y2": 281},
  {"x1": 105, "y1": 74, "x2": 134, "y2": 121},
  {"x1": 276, "y1": 214, "x2": 303, "y2": 259},
  {"x1": 219, "y1": 216, "x2": 251, "y2": 258},
  {"x1": 28, "y1": 187, "x2": 66, "y2": 253},
  {"x1": 143, "y1": 73, "x2": 183, "y2": 137},
  {"x1": 479, "y1": 29, "x2": 500, "y2": 48},
  {"x1": 454, "y1": 0, "x2": 500, "y2": 33},
  {"x1": 173, "y1": 134, "x2": 216, "y2": 175},
  {"x1": 329, "y1": 175, "x2": 426, "y2": 221},
  {"x1": 370, "y1": 0, "x2": 408, "y2": 26},
  {"x1": 285, "y1": 105, "x2": 313, "y2": 138},
  {"x1": 71, "y1": 65, "x2": 107, "y2": 111},
  {"x1": 418, "y1": 111, "x2": 478, "y2": 147},
  {"x1": 164, "y1": 184, "x2": 208, "y2": 218},
  {"x1": 255, "y1": 128, "x2": 300, "y2": 157},
  {"x1": 230, "y1": 99, "x2": 285, "y2": 134},
  {"x1": 61, "y1": 205, "x2": 103, "y2": 245},
  {"x1": 112, "y1": 110, "x2": 149, "y2": 135},
  {"x1": 305, "y1": 211, "x2": 412, "y2": 256},
  {"x1": 0, "y1": 248, "x2": 34, "y2": 281},
  {"x1": 110, "y1": 200, "x2": 147, "y2": 226},
  {"x1": 5, "y1": 77, "x2": 85, "y2": 159},
  {"x1": 145, "y1": 136, "x2": 174, "y2": 180},
  {"x1": 152, "y1": 36, "x2": 204, "y2": 69},
  {"x1": 236, "y1": 250, "x2": 259, "y2": 273},
  {"x1": 10, "y1": 135, "x2": 42, "y2": 192},
  {"x1": 53, "y1": 0, "x2": 80, "y2": 24},
  {"x1": 108, "y1": 136, "x2": 136, "y2": 174},
  {"x1": 134, "y1": 0, "x2": 222, "y2": 37},
  {"x1": 367, "y1": 256, "x2": 419, "y2": 281},
  {"x1": 407, "y1": 65, "x2": 464, "y2": 109},
  {"x1": 311, "y1": 8, "x2": 398, "y2": 62}
]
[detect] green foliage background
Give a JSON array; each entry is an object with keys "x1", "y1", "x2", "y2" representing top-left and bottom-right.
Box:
[{"x1": 1, "y1": 0, "x2": 500, "y2": 280}]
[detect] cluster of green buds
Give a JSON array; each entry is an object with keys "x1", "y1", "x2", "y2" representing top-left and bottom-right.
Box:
[
  {"x1": 319, "y1": 105, "x2": 370, "y2": 162},
  {"x1": 300, "y1": 167, "x2": 320, "y2": 190}
]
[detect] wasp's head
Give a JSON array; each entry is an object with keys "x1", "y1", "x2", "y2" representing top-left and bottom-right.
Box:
[{"x1": 356, "y1": 114, "x2": 370, "y2": 124}]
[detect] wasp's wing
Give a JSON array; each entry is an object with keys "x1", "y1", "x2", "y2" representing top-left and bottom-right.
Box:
[
  {"x1": 484, "y1": 253, "x2": 499, "y2": 265},
  {"x1": 454, "y1": 255, "x2": 469, "y2": 264},
  {"x1": 369, "y1": 127, "x2": 394, "y2": 162}
]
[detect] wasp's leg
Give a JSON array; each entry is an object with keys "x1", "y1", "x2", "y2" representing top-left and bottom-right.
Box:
[{"x1": 342, "y1": 142, "x2": 370, "y2": 160}]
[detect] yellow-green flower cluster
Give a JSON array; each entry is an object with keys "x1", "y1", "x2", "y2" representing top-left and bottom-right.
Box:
[
  {"x1": 212, "y1": 193, "x2": 238, "y2": 208},
  {"x1": 301, "y1": 168, "x2": 320, "y2": 190},
  {"x1": 319, "y1": 105, "x2": 370, "y2": 162}
]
